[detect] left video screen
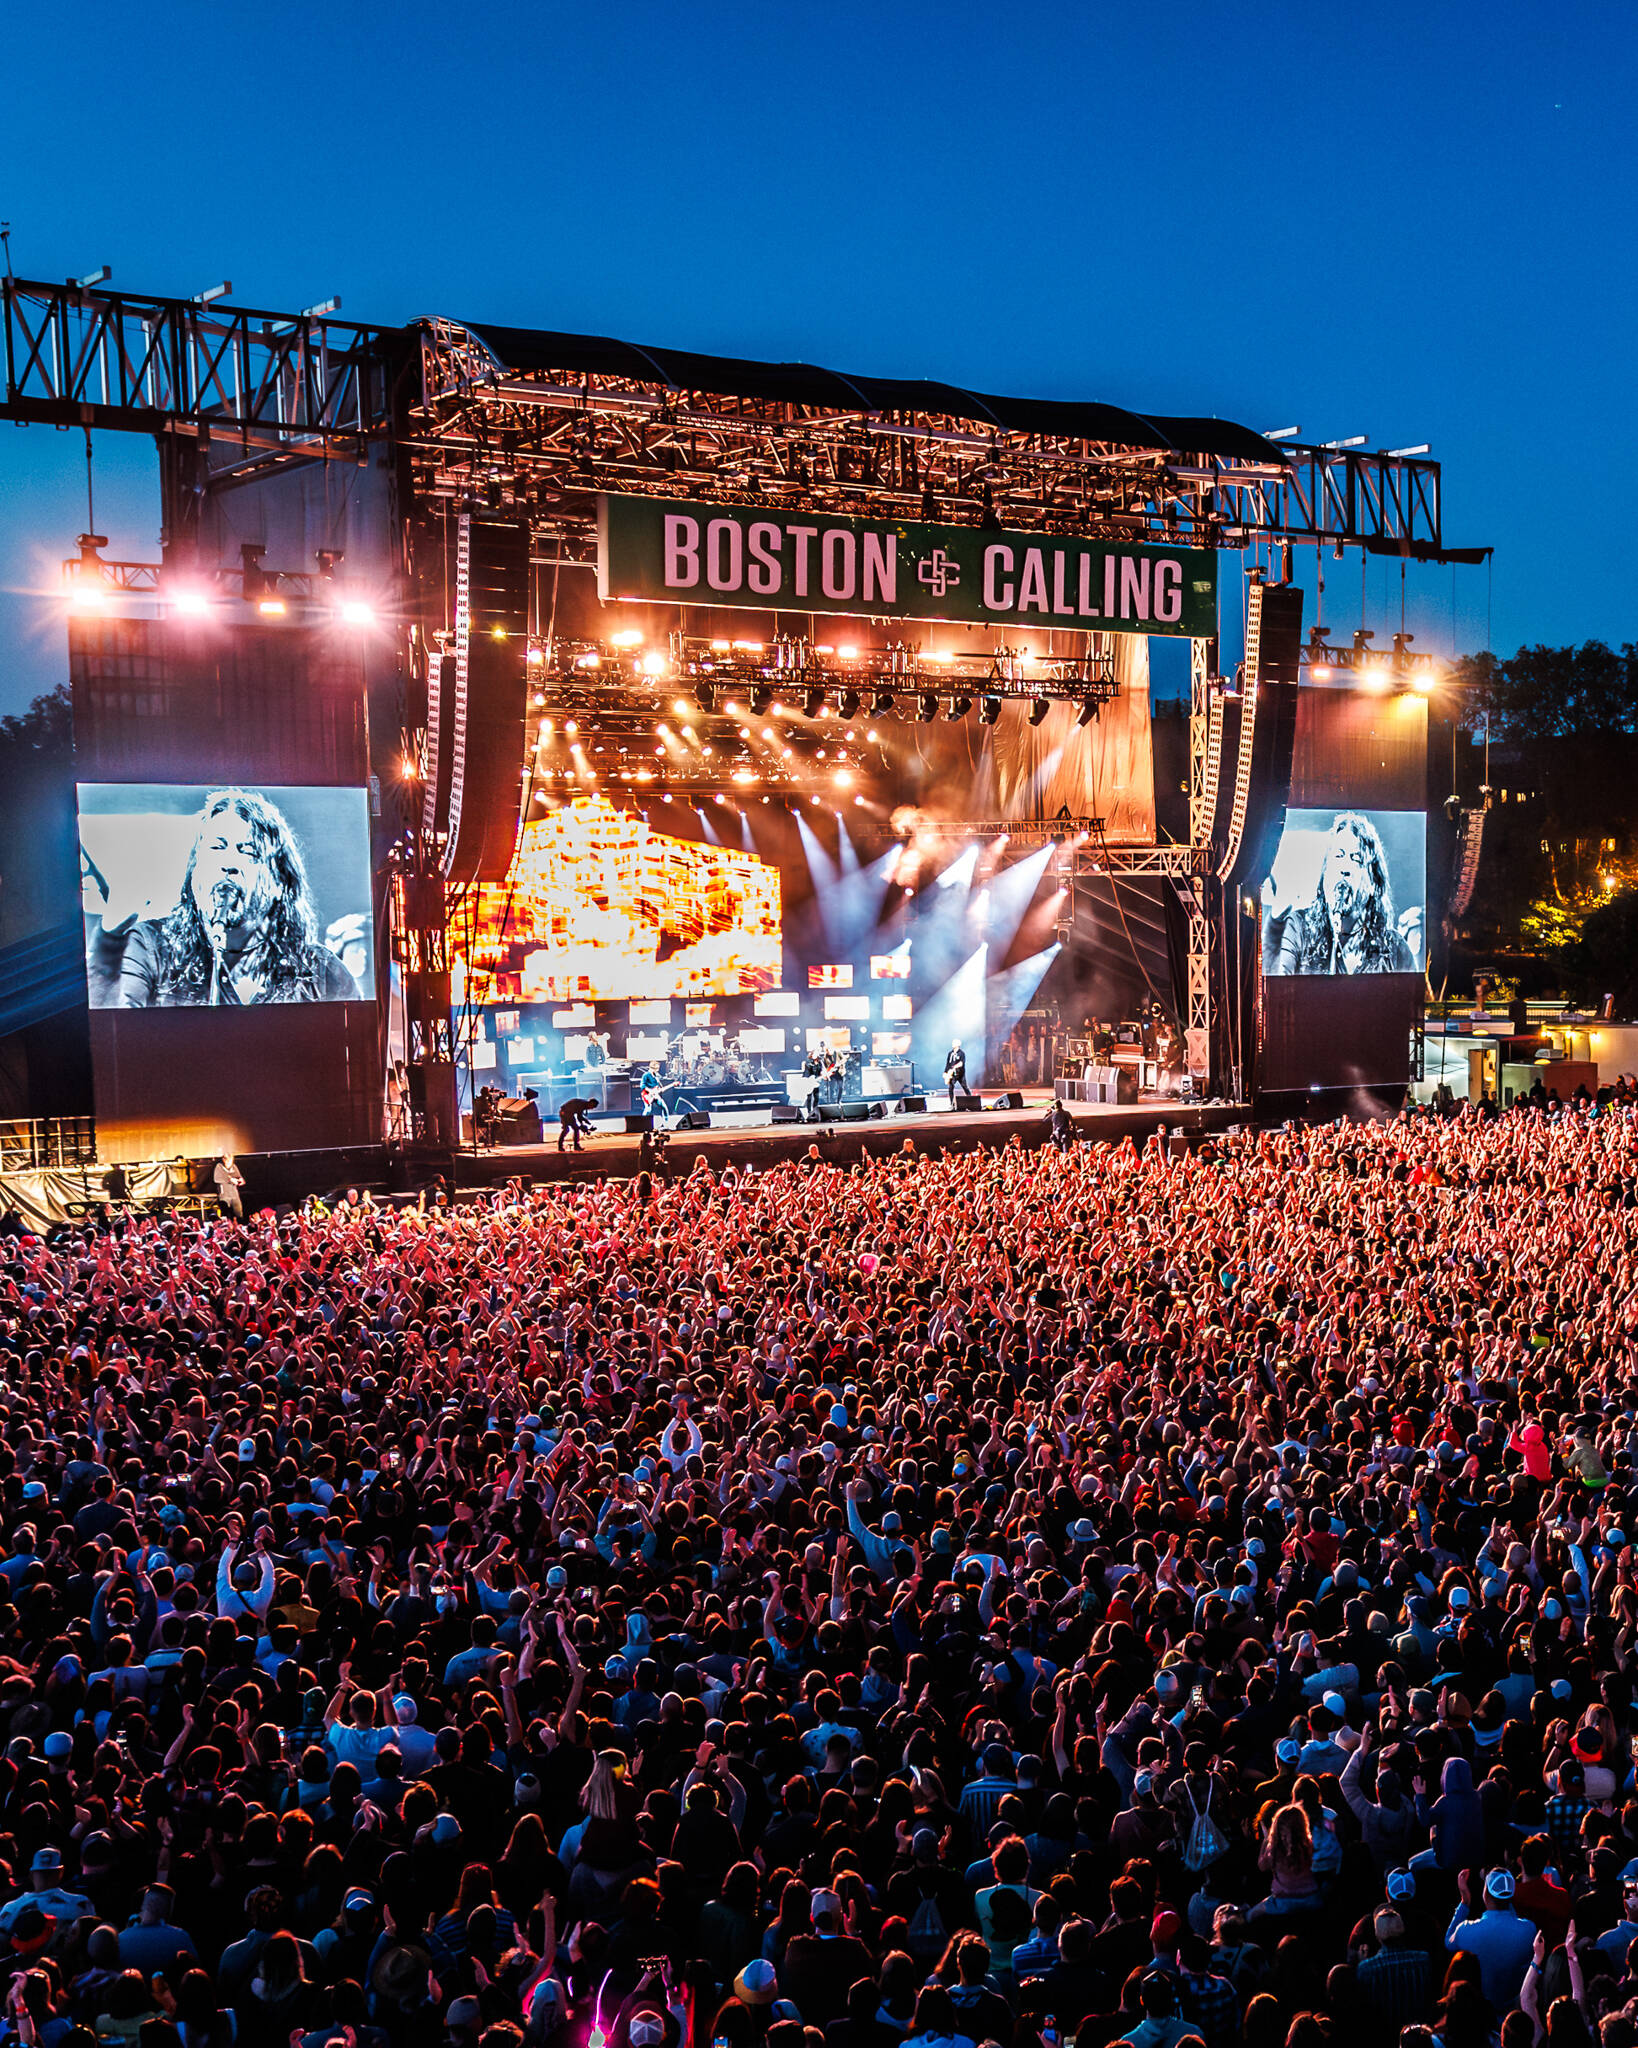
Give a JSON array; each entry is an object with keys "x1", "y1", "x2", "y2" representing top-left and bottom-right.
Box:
[{"x1": 79, "y1": 783, "x2": 375, "y2": 1008}]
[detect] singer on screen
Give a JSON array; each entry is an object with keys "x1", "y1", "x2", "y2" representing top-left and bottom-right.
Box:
[{"x1": 113, "y1": 788, "x2": 362, "y2": 1007}]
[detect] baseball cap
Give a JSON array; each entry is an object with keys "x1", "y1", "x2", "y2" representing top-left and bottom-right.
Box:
[
  {"x1": 1321, "y1": 1690, "x2": 1348, "y2": 1718},
  {"x1": 1485, "y1": 1870, "x2": 1515, "y2": 1901},
  {"x1": 629, "y1": 2016, "x2": 666, "y2": 2048},
  {"x1": 1276, "y1": 1739, "x2": 1302, "y2": 1765},
  {"x1": 1150, "y1": 1911, "x2": 1180, "y2": 1948},
  {"x1": 42, "y1": 1733, "x2": 72, "y2": 1761},
  {"x1": 1386, "y1": 1869, "x2": 1417, "y2": 1901},
  {"x1": 810, "y1": 1888, "x2": 842, "y2": 1923},
  {"x1": 237, "y1": 1438, "x2": 257, "y2": 1461},
  {"x1": 735, "y1": 1961, "x2": 778, "y2": 2005}
]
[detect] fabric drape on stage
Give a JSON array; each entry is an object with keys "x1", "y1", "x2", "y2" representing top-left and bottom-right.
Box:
[
  {"x1": 973, "y1": 634, "x2": 1155, "y2": 841},
  {"x1": 0, "y1": 1160, "x2": 193, "y2": 1233}
]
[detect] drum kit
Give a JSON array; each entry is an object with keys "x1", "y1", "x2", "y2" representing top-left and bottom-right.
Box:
[{"x1": 660, "y1": 1033, "x2": 765, "y2": 1088}]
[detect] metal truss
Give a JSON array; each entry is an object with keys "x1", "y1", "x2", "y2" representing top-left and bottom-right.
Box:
[
  {"x1": 409, "y1": 319, "x2": 1456, "y2": 557},
  {"x1": 1, "y1": 277, "x2": 387, "y2": 464},
  {"x1": 1186, "y1": 635, "x2": 1216, "y2": 1082}
]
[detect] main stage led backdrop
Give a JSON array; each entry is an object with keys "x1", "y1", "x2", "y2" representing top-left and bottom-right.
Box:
[
  {"x1": 1261, "y1": 807, "x2": 1425, "y2": 977},
  {"x1": 78, "y1": 784, "x2": 375, "y2": 1008},
  {"x1": 457, "y1": 797, "x2": 780, "y2": 1002}
]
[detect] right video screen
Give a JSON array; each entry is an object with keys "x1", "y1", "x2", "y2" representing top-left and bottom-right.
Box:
[{"x1": 1262, "y1": 807, "x2": 1426, "y2": 977}]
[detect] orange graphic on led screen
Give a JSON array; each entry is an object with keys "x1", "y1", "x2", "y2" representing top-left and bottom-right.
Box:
[{"x1": 457, "y1": 795, "x2": 781, "y2": 1002}]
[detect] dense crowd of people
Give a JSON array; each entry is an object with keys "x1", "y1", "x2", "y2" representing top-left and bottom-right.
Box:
[{"x1": 3, "y1": 1099, "x2": 1638, "y2": 2048}]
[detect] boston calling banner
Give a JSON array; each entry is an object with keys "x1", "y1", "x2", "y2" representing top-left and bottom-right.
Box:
[{"x1": 598, "y1": 493, "x2": 1216, "y2": 639}]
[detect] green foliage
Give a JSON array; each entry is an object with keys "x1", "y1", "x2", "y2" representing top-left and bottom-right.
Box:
[
  {"x1": 1452, "y1": 642, "x2": 1638, "y2": 739},
  {"x1": 1561, "y1": 886, "x2": 1638, "y2": 1014}
]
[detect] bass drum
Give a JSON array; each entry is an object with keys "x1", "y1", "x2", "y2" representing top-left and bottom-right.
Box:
[
  {"x1": 699, "y1": 1059, "x2": 726, "y2": 1086},
  {"x1": 730, "y1": 1059, "x2": 755, "y2": 1083}
]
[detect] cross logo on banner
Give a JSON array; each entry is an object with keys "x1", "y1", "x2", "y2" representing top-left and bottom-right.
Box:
[{"x1": 917, "y1": 549, "x2": 960, "y2": 598}]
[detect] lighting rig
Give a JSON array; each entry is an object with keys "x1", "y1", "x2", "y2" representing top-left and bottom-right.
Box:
[{"x1": 1303, "y1": 626, "x2": 1443, "y2": 691}]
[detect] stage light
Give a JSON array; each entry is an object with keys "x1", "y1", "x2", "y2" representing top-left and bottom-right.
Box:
[
  {"x1": 532, "y1": 691, "x2": 546, "y2": 708},
  {"x1": 338, "y1": 599, "x2": 374, "y2": 627},
  {"x1": 399, "y1": 756, "x2": 419, "y2": 781},
  {"x1": 1075, "y1": 696, "x2": 1099, "y2": 727},
  {"x1": 916, "y1": 692, "x2": 939, "y2": 722},
  {"x1": 1412, "y1": 668, "x2": 1439, "y2": 693},
  {"x1": 714, "y1": 793, "x2": 727, "y2": 806},
  {"x1": 711, "y1": 638, "x2": 731, "y2": 651},
  {"x1": 869, "y1": 691, "x2": 896, "y2": 717},
  {"x1": 732, "y1": 640, "x2": 764, "y2": 652},
  {"x1": 837, "y1": 689, "x2": 860, "y2": 718},
  {"x1": 575, "y1": 653, "x2": 600, "y2": 669},
  {"x1": 564, "y1": 720, "x2": 578, "y2": 735},
  {"x1": 923, "y1": 647, "x2": 952, "y2": 664},
  {"x1": 946, "y1": 696, "x2": 972, "y2": 721},
  {"x1": 258, "y1": 599, "x2": 287, "y2": 617},
  {"x1": 802, "y1": 687, "x2": 826, "y2": 717},
  {"x1": 1027, "y1": 696, "x2": 1050, "y2": 725},
  {"x1": 1312, "y1": 665, "x2": 1332, "y2": 680},
  {"x1": 978, "y1": 696, "x2": 1002, "y2": 725},
  {"x1": 490, "y1": 625, "x2": 507, "y2": 640},
  {"x1": 168, "y1": 589, "x2": 211, "y2": 618},
  {"x1": 610, "y1": 629, "x2": 643, "y2": 648},
  {"x1": 834, "y1": 769, "x2": 853, "y2": 788},
  {"x1": 839, "y1": 644, "x2": 859, "y2": 660},
  {"x1": 642, "y1": 653, "x2": 667, "y2": 676},
  {"x1": 673, "y1": 699, "x2": 690, "y2": 715},
  {"x1": 866, "y1": 728, "x2": 880, "y2": 742},
  {"x1": 527, "y1": 645, "x2": 544, "y2": 665}
]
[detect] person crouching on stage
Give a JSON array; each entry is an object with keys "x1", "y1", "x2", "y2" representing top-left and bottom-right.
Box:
[
  {"x1": 944, "y1": 1038, "x2": 967, "y2": 1107},
  {"x1": 557, "y1": 1097, "x2": 596, "y2": 1153}
]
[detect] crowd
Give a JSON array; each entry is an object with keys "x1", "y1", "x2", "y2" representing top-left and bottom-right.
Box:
[{"x1": 3, "y1": 1099, "x2": 1638, "y2": 2048}]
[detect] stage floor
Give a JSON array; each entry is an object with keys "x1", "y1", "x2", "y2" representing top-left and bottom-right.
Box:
[{"x1": 452, "y1": 1087, "x2": 1244, "y2": 1188}]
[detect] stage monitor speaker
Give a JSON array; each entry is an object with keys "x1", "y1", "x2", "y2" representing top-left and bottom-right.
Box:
[
  {"x1": 896, "y1": 1094, "x2": 928, "y2": 1114},
  {"x1": 953, "y1": 1092, "x2": 982, "y2": 1113},
  {"x1": 678, "y1": 1110, "x2": 710, "y2": 1130},
  {"x1": 867, "y1": 1101, "x2": 886, "y2": 1119},
  {"x1": 624, "y1": 1113, "x2": 654, "y2": 1133},
  {"x1": 495, "y1": 1103, "x2": 542, "y2": 1145},
  {"x1": 770, "y1": 1104, "x2": 802, "y2": 1123},
  {"x1": 989, "y1": 1090, "x2": 1025, "y2": 1110}
]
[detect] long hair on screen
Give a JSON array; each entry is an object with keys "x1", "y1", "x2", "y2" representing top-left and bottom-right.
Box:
[
  {"x1": 157, "y1": 789, "x2": 320, "y2": 1000},
  {"x1": 1306, "y1": 810, "x2": 1398, "y2": 964}
]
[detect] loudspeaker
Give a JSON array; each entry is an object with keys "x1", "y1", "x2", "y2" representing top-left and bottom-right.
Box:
[
  {"x1": 1115, "y1": 1068, "x2": 1138, "y2": 1105},
  {"x1": 867, "y1": 1101, "x2": 886, "y2": 1119},
  {"x1": 624, "y1": 1113, "x2": 654, "y2": 1133},
  {"x1": 840, "y1": 1101, "x2": 869, "y2": 1121},
  {"x1": 678, "y1": 1110, "x2": 710, "y2": 1130},
  {"x1": 495, "y1": 1102, "x2": 542, "y2": 1145},
  {"x1": 441, "y1": 515, "x2": 532, "y2": 884},
  {"x1": 990, "y1": 1090, "x2": 1024, "y2": 1110},
  {"x1": 952, "y1": 1092, "x2": 982, "y2": 1113},
  {"x1": 770, "y1": 1104, "x2": 802, "y2": 1123},
  {"x1": 896, "y1": 1094, "x2": 927, "y2": 1114}
]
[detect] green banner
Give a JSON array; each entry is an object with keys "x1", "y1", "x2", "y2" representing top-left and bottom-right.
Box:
[{"x1": 598, "y1": 493, "x2": 1216, "y2": 639}]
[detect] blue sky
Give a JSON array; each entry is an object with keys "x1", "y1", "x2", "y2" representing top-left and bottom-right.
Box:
[{"x1": 2, "y1": 0, "x2": 1634, "y2": 714}]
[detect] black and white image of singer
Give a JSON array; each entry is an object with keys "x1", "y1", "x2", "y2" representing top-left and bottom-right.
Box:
[
  {"x1": 85, "y1": 787, "x2": 367, "y2": 1007},
  {"x1": 1261, "y1": 808, "x2": 1423, "y2": 977}
]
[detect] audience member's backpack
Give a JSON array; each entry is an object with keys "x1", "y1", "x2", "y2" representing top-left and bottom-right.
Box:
[
  {"x1": 1181, "y1": 1779, "x2": 1229, "y2": 1871},
  {"x1": 906, "y1": 1884, "x2": 948, "y2": 1961}
]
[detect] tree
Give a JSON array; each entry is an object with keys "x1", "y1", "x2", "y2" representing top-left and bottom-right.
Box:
[{"x1": 1453, "y1": 641, "x2": 1638, "y2": 740}]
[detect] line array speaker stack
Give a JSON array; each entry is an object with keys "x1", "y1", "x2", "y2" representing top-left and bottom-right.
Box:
[{"x1": 433, "y1": 514, "x2": 532, "y2": 885}]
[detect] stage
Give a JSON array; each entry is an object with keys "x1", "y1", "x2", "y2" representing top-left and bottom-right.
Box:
[{"x1": 450, "y1": 1087, "x2": 1243, "y2": 1189}]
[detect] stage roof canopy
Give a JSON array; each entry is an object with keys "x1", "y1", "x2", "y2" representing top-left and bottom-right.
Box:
[{"x1": 464, "y1": 320, "x2": 1279, "y2": 462}]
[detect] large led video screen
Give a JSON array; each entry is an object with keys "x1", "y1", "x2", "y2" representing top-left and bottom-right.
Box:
[
  {"x1": 1262, "y1": 807, "x2": 1425, "y2": 977},
  {"x1": 456, "y1": 794, "x2": 781, "y2": 1002},
  {"x1": 79, "y1": 784, "x2": 375, "y2": 1008}
]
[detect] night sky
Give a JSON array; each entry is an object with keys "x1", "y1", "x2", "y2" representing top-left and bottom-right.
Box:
[{"x1": 2, "y1": 0, "x2": 1633, "y2": 714}]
